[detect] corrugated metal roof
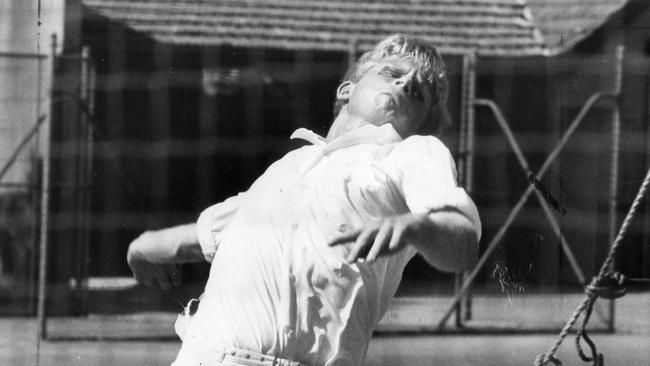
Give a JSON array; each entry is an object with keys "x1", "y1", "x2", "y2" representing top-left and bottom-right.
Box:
[{"x1": 81, "y1": 0, "x2": 627, "y2": 57}]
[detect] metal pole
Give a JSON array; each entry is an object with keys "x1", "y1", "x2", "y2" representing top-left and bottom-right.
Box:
[
  {"x1": 476, "y1": 100, "x2": 587, "y2": 284},
  {"x1": 607, "y1": 45, "x2": 624, "y2": 332},
  {"x1": 533, "y1": 189, "x2": 586, "y2": 285},
  {"x1": 37, "y1": 33, "x2": 57, "y2": 340},
  {"x1": 465, "y1": 54, "x2": 476, "y2": 195},
  {"x1": 463, "y1": 54, "x2": 477, "y2": 322},
  {"x1": 438, "y1": 92, "x2": 616, "y2": 329},
  {"x1": 458, "y1": 55, "x2": 470, "y2": 183},
  {"x1": 83, "y1": 47, "x2": 96, "y2": 315},
  {"x1": 454, "y1": 54, "x2": 470, "y2": 328},
  {"x1": 75, "y1": 46, "x2": 90, "y2": 314},
  {"x1": 29, "y1": 35, "x2": 46, "y2": 315}
]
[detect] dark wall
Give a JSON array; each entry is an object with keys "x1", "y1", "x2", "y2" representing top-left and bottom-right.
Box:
[
  {"x1": 472, "y1": 55, "x2": 615, "y2": 288},
  {"x1": 50, "y1": 5, "x2": 650, "y2": 315},
  {"x1": 50, "y1": 15, "x2": 352, "y2": 313},
  {"x1": 470, "y1": 10, "x2": 650, "y2": 290}
]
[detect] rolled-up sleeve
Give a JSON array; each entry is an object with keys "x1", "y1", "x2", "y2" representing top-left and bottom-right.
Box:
[
  {"x1": 196, "y1": 193, "x2": 244, "y2": 262},
  {"x1": 396, "y1": 136, "x2": 481, "y2": 231}
]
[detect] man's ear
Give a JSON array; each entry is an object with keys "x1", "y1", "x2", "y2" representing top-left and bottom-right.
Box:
[{"x1": 336, "y1": 81, "x2": 354, "y2": 100}]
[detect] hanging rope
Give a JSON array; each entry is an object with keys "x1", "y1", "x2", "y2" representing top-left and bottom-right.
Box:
[{"x1": 534, "y1": 166, "x2": 650, "y2": 366}]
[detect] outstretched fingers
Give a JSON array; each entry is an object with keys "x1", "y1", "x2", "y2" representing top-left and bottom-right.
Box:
[
  {"x1": 346, "y1": 228, "x2": 376, "y2": 263},
  {"x1": 328, "y1": 230, "x2": 361, "y2": 247},
  {"x1": 388, "y1": 220, "x2": 407, "y2": 253},
  {"x1": 328, "y1": 217, "x2": 414, "y2": 264},
  {"x1": 365, "y1": 222, "x2": 392, "y2": 263}
]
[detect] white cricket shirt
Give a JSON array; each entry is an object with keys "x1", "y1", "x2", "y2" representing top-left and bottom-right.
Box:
[{"x1": 180, "y1": 124, "x2": 479, "y2": 366}]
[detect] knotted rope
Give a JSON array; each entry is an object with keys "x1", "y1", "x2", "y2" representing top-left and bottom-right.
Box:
[{"x1": 534, "y1": 167, "x2": 650, "y2": 366}]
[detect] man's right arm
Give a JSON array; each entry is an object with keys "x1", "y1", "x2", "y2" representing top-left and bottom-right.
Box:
[
  {"x1": 126, "y1": 223, "x2": 203, "y2": 289},
  {"x1": 127, "y1": 192, "x2": 245, "y2": 289},
  {"x1": 127, "y1": 223, "x2": 204, "y2": 264}
]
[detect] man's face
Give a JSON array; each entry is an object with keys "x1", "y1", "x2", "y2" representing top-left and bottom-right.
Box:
[{"x1": 340, "y1": 57, "x2": 434, "y2": 137}]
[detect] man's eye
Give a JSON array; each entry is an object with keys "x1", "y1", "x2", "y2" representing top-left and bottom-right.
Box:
[{"x1": 379, "y1": 68, "x2": 400, "y2": 78}]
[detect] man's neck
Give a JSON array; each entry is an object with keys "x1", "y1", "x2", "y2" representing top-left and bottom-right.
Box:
[{"x1": 326, "y1": 108, "x2": 375, "y2": 142}]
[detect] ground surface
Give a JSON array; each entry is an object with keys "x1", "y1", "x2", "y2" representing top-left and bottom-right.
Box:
[{"x1": 1, "y1": 292, "x2": 649, "y2": 366}]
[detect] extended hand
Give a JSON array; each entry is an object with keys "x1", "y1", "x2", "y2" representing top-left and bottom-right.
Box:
[
  {"x1": 328, "y1": 213, "x2": 428, "y2": 263},
  {"x1": 127, "y1": 231, "x2": 183, "y2": 290}
]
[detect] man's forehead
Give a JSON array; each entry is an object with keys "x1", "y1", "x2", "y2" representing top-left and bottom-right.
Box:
[{"x1": 373, "y1": 57, "x2": 417, "y2": 69}]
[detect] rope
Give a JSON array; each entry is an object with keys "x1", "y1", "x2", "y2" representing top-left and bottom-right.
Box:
[
  {"x1": 534, "y1": 167, "x2": 650, "y2": 366},
  {"x1": 575, "y1": 296, "x2": 603, "y2": 366}
]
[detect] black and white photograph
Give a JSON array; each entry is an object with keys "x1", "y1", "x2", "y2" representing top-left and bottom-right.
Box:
[{"x1": 1, "y1": 0, "x2": 649, "y2": 365}]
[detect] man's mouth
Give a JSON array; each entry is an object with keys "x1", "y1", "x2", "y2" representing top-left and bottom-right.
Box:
[{"x1": 373, "y1": 93, "x2": 397, "y2": 112}]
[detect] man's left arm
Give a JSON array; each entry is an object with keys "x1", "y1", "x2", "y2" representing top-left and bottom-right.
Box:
[
  {"x1": 328, "y1": 196, "x2": 480, "y2": 272},
  {"x1": 406, "y1": 199, "x2": 480, "y2": 272},
  {"x1": 329, "y1": 136, "x2": 481, "y2": 272}
]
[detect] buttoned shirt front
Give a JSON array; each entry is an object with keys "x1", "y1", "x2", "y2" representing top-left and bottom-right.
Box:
[{"x1": 180, "y1": 124, "x2": 479, "y2": 366}]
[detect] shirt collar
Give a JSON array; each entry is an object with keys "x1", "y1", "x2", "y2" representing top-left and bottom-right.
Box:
[{"x1": 290, "y1": 124, "x2": 403, "y2": 151}]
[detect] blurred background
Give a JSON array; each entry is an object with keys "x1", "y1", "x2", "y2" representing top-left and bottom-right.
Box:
[{"x1": 1, "y1": 0, "x2": 650, "y2": 365}]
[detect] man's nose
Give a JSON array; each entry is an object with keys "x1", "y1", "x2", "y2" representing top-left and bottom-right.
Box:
[{"x1": 394, "y1": 70, "x2": 416, "y2": 94}]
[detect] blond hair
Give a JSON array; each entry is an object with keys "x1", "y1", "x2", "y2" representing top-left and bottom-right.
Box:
[{"x1": 334, "y1": 34, "x2": 451, "y2": 135}]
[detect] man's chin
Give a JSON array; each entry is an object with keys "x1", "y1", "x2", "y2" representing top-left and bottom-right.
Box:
[{"x1": 373, "y1": 94, "x2": 397, "y2": 112}]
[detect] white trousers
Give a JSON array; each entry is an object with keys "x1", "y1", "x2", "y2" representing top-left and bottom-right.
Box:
[{"x1": 171, "y1": 343, "x2": 309, "y2": 366}]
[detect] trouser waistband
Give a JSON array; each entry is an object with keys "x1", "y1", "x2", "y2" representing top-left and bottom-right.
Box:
[{"x1": 172, "y1": 343, "x2": 309, "y2": 366}]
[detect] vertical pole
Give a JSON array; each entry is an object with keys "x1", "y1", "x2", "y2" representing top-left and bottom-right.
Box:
[
  {"x1": 85, "y1": 48, "x2": 95, "y2": 274},
  {"x1": 53, "y1": 0, "x2": 84, "y2": 316},
  {"x1": 454, "y1": 53, "x2": 472, "y2": 327},
  {"x1": 454, "y1": 54, "x2": 468, "y2": 328},
  {"x1": 463, "y1": 53, "x2": 477, "y2": 322},
  {"x1": 37, "y1": 33, "x2": 57, "y2": 340},
  {"x1": 74, "y1": 46, "x2": 86, "y2": 313},
  {"x1": 29, "y1": 55, "x2": 44, "y2": 315},
  {"x1": 103, "y1": 21, "x2": 126, "y2": 272},
  {"x1": 30, "y1": 20, "x2": 47, "y2": 314},
  {"x1": 75, "y1": 46, "x2": 91, "y2": 315},
  {"x1": 465, "y1": 53, "x2": 477, "y2": 196},
  {"x1": 458, "y1": 55, "x2": 469, "y2": 184},
  {"x1": 607, "y1": 45, "x2": 624, "y2": 332}
]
